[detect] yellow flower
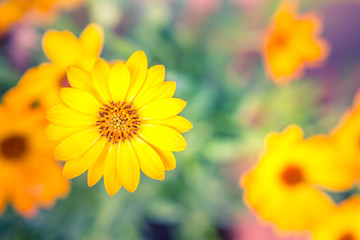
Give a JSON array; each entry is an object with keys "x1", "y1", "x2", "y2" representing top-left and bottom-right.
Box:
[
  {"x1": 13, "y1": 23, "x2": 104, "y2": 110},
  {"x1": 46, "y1": 51, "x2": 192, "y2": 196},
  {"x1": 263, "y1": 2, "x2": 329, "y2": 84},
  {"x1": 331, "y1": 91, "x2": 360, "y2": 180},
  {"x1": 241, "y1": 125, "x2": 338, "y2": 231},
  {"x1": 312, "y1": 195, "x2": 360, "y2": 240},
  {"x1": 0, "y1": 0, "x2": 84, "y2": 35},
  {"x1": 0, "y1": 89, "x2": 69, "y2": 218}
]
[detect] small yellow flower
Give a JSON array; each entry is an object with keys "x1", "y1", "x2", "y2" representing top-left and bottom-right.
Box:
[
  {"x1": 312, "y1": 195, "x2": 360, "y2": 240},
  {"x1": 0, "y1": 89, "x2": 69, "y2": 218},
  {"x1": 241, "y1": 125, "x2": 338, "y2": 231},
  {"x1": 13, "y1": 23, "x2": 104, "y2": 110},
  {"x1": 46, "y1": 51, "x2": 192, "y2": 196},
  {"x1": 263, "y1": 2, "x2": 329, "y2": 84}
]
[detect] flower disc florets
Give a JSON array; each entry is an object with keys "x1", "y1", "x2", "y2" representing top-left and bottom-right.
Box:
[{"x1": 96, "y1": 101, "x2": 140, "y2": 144}]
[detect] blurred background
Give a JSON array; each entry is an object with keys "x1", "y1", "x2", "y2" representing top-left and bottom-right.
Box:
[{"x1": 1, "y1": 0, "x2": 360, "y2": 239}]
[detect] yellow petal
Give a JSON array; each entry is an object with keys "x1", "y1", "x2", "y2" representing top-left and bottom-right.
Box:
[
  {"x1": 143, "y1": 116, "x2": 192, "y2": 133},
  {"x1": 79, "y1": 23, "x2": 104, "y2": 56},
  {"x1": 104, "y1": 144, "x2": 122, "y2": 196},
  {"x1": 92, "y1": 59, "x2": 112, "y2": 103},
  {"x1": 139, "y1": 98, "x2": 187, "y2": 120},
  {"x1": 42, "y1": 30, "x2": 82, "y2": 67},
  {"x1": 131, "y1": 137, "x2": 165, "y2": 180},
  {"x1": 138, "y1": 65, "x2": 165, "y2": 94},
  {"x1": 118, "y1": 141, "x2": 140, "y2": 192},
  {"x1": 125, "y1": 51, "x2": 148, "y2": 101},
  {"x1": 46, "y1": 104, "x2": 98, "y2": 127},
  {"x1": 63, "y1": 138, "x2": 107, "y2": 179},
  {"x1": 108, "y1": 61, "x2": 131, "y2": 102},
  {"x1": 133, "y1": 81, "x2": 176, "y2": 109},
  {"x1": 67, "y1": 66, "x2": 94, "y2": 93},
  {"x1": 45, "y1": 124, "x2": 87, "y2": 141},
  {"x1": 87, "y1": 143, "x2": 109, "y2": 187},
  {"x1": 154, "y1": 148, "x2": 176, "y2": 171},
  {"x1": 60, "y1": 88, "x2": 101, "y2": 115},
  {"x1": 55, "y1": 128, "x2": 100, "y2": 161},
  {"x1": 139, "y1": 124, "x2": 187, "y2": 151}
]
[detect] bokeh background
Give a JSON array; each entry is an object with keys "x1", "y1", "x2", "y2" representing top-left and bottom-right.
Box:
[{"x1": 1, "y1": 0, "x2": 360, "y2": 239}]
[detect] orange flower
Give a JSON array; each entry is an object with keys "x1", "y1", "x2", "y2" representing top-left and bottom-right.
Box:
[
  {"x1": 0, "y1": 89, "x2": 69, "y2": 218},
  {"x1": 262, "y1": 2, "x2": 329, "y2": 84},
  {"x1": 12, "y1": 23, "x2": 104, "y2": 110},
  {"x1": 240, "y1": 125, "x2": 350, "y2": 231},
  {"x1": 0, "y1": 0, "x2": 84, "y2": 35}
]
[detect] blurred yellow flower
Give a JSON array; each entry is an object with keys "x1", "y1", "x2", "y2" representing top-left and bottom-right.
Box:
[
  {"x1": 331, "y1": 91, "x2": 360, "y2": 181},
  {"x1": 312, "y1": 196, "x2": 360, "y2": 240},
  {"x1": 13, "y1": 23, "x2": 104, "y2": 110},
  {"x1": 0, "y1": 0, "x2": 84, "y2": 35},
  {"x1": 263, "y1": 2, "x2": 329, "y2": 84},
  {"x1": 241, "y1": 125, "x2": 337, "y2": 231},
  {"x1": 0, "y1": 90, "x2": 69, "y2": 218},
  {"x1": 46, "y1": 51, "x2": 192, "y2": 196}
]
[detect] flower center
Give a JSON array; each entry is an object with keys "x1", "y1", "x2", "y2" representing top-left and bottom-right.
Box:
[
  {"x1": 339, "y1": 233, "x2": 355, "y2": 240},
  {"x1": 281, "y1": 165, "x2": 303, "y2": 186},
  {"x1": 96, "y1": 101, "x2": 141, "y2": 144},
  {"x1": 1, "y1": 135, "x2": 28, "y2": 160}
]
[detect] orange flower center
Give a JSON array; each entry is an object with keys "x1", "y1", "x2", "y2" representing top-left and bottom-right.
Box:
[
  {"x1": 96, "y1": 101, "x2": 141, "y2": 144},
  {"x1": 281, "y1": 165, "x2": 303, "y2": 186},
  {"x1": 1, "y1": 135, "x2": 27, "y2": 160},
  {"x1": 269, "y1": 33, "x2": 289, "y2": 49},
  {"x1": 339, "y1": 233, "x2": 355, "y2": 240}
]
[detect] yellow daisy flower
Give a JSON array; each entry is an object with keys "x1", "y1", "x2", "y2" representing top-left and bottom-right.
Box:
[
  {"x1": 12, "y1": 23, "x2": 104, "y2": 110},
  {"x1": 263, "y1": 2, "x2": 329, "y2": 84},
  {"x1": 241, "y1": 125, "x2": 337, "y2": 231},
  {"x1": 0, "y1": 90, "x2": 69, "y2": 218},
  {"x1": 312, "y1": 195, "x2": 360, "y2": 240},
  {"x1": 46, "y1": 51, "x2": 192, "y2": 196}
]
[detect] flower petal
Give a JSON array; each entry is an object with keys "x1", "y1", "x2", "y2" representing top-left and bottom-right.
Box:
[
  {"x1": 46, "y1": 104, "x2": 98, "y2": 127},
  {"x1": 125, "y1": 51, "x2": 148, "y2": 101},
  {"x1": 133, "y1": 81, "x2": 176, "y2": 109},
  {"x1": 63, "y1": 137, "x2": 107, "y2": 179},
  {"x1": 104, "y1": 144, "x2": 122, "y2": 196},
  {"x1": 67, "y1": 66, "x2": 94, "y2": 93},
  {"x1": 131, "y1": 137, "x2": 165, "y2": 180},
  {"x1": 108, "y1": 61, "x2": 131, "y2": 102},
  {"x1": 79, "y1": 23, "x2": 104, "y2": 57},
  {"x1": 45, "y1": 124, "x2": 87, "y2": 141},
  {"x1": 154, "y1": 148, "x2": 176, "y2": 171},
  {"x1": 143, "y1": 115, "x2": 193, "y2": 133},
  {"x1": 92, "y1": 59, "x2": 112, "y2": 103},
  {"x1": 118, "y1": 141, "x2": 140, "y2": 192},
  {"x1": 139, "y1": 98, "x2": 187, "y2": 120},
  {"x1": 87, "y1": 143, "x2": 109, "y2": 187},
  {"x1": 55, "y1": 128, "x2": 100, "y2": 161},
  {"x1": 139, "y1": 124, "x2": 187, "y2": 151},
  {"x1": 138, "y1": 65, "x2": 165, "y2": 95},
  {"x1": 60, "y1": 88, "x2": 101, "y2": 115},
  {"x1": 42, "y1": 30, "x2": 82, "y2": 67}
]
